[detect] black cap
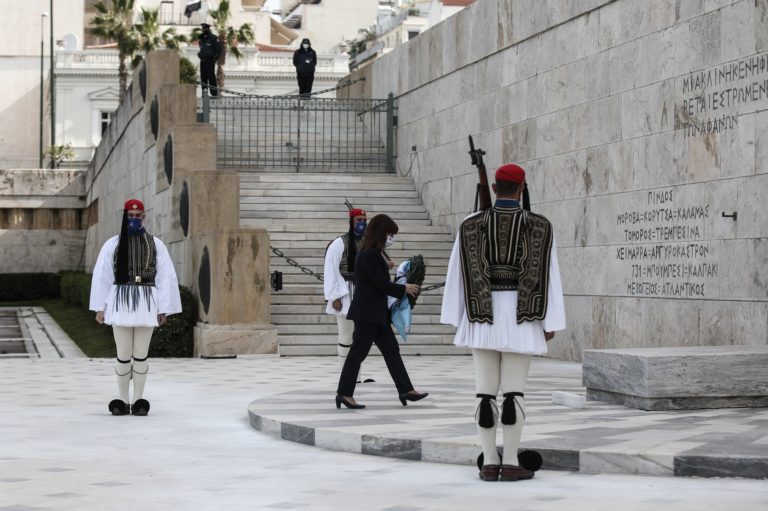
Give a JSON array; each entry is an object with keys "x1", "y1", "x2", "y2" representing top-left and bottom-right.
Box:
[
  {"x1": 201, "y1": 23, "x2": 211, "y2": 28},
  {"x1": 301, "y1": 38, "x2": 310, "y2": 44}
]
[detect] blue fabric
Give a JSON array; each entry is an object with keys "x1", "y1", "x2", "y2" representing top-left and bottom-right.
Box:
[
  {"x1": 391, "y1": 261, "x2": 412, "y2": 341},
  {"x1": 391, "y1": 297, "x2": 412, "y2": 342},
  {"x1": 127, "y1": 218, "x2": 144, "y2": 234},
  {"x1": 495, "y1": 199, "x2": 519, "y2": 207}
]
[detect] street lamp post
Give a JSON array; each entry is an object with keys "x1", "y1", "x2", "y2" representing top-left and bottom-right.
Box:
[
  {"x1": 39, "y1": 12, "x2": 49, "y2": 168},
  {"x1": 50, "y1": 0, "x2": 55, "y2": 150}
]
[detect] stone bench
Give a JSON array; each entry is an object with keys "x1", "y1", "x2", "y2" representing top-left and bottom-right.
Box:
[{"x1": 582, "y1": 346, "x2": 768, "y2": 411}]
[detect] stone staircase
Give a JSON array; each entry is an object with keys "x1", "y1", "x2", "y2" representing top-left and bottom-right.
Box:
[{"x1": 239, "y1": 172, "x2": 467, "y2": 356}]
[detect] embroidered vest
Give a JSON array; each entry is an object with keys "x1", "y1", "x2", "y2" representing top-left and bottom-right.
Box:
[
  {"x1": 113, "y1": 232, "x2": 158, "y2": 286},
  {"x1": 338, "y1": 233, "x2": 362, "y2": 281},
  {"x1": 459, "y1": 206, "x2": 553, "y2": 324}
]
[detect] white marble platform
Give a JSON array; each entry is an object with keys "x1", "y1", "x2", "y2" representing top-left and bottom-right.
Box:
[{"x1": 582, "y1": 346, "x2": 768, "y2": 410}]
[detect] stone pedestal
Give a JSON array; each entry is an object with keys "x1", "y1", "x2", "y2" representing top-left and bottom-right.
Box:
[
  {"x1": 583, "y1": 346, "x2": 768, "y2": 410},
  {"x1": 194, "y1": 323, "x2": 277, "y2": 357}
]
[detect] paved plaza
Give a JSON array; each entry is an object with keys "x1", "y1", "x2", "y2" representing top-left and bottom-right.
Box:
[{"x1": 1, "y1": 355, "x2": 767, "y2": 511}]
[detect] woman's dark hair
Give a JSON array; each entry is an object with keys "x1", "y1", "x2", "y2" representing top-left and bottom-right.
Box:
[{"x1": 360, "y1": 214, "x2": 399, "y2": 252}]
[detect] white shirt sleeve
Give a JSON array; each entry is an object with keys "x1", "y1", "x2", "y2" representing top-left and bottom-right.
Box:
[
  {"x1": 542, "y1": 235, "x2": 566, "y2": 332},
  {"x1": 323, "y1": 237, "x2": 349, "y2": 302},
  {"x1": 154, "y1": 238, "x2": 182, "y2": 315},
  {"x1": 89, "y1": 236, "x2": 118, "y2": 312},
  {"x1": 440, "y1": 233, "x2": 466, "y2": 327}
]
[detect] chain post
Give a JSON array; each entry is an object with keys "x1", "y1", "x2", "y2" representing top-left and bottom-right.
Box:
[{"x1": 385, "y1": 92, "x2": 395, "y2": 173}]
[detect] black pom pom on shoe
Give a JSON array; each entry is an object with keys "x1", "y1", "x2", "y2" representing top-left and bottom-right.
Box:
[
  {"x1": 108, "y1": 399, "x2": 129, "y2": 416},
  {"x1": 518, "y1": 449, "x2": 543, "y2": 472},
  {"x1": 131, "y1": 399, "x2": 150, "y2": 416}
]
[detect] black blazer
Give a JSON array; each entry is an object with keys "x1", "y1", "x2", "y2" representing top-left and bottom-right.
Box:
[{"x1": 347, "y1": 249, "x2": 405, "y2": 326}]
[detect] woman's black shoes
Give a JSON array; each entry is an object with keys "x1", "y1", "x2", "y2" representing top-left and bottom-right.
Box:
[
  {"x1": 336, "y1": 394, "x2": 366, "y2": 409},
  {"x1": 108, "y1": 399, "x2": 129, "y2": 416},
  {"x1": 399, "y1": 391, "x2": 428, "y2": 406}
]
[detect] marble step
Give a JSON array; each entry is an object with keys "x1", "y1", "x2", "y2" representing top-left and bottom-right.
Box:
[
  {"x1": 259, "y1": 223, "x2": 451, "y2": 234},
  {"x1": 240, "y1": 173, "x2": 413, "y2": 184},
  {"x1": 241, "y1": 190, "x2": 421, "y2": 200},
  {"x1": 271, "y1": 304, "x2": 444, "y2": 314},
  {"x1": 270, "y1": 294, "x2": 446, "y2": 305},
  {"x1": 243, "y1": 218, "x2": 434, "y2": 228},
  {"x1": 241, "y1": 203, "x2": 428, "y2": 213},
  {"x1": 277, "y1": 333, "x2": 457, "y2": 346},
  {"x1": 270, "y1": 234, "x2": 455, "y2": 243},
  {"x1": 270, "y1": 257, "x2": 448, "y2": 267},
  {"x1": 269, "y1": 247, "x2": 450, "y2": 258},
  {"x1": 275, "y1": 323, "x2": 455, "y2": 335},
  {"x1": 279, "y1": 344, "x2": 468, "y2": 356},
  {"x1": 270, "y1": 314, "x2": 447, "y2": 325},
  {"x1": 242, "y1": 196, "x2": 424, "y2": 207},
  {"x1": 243, "y1": 210, "x2": 430, "y2": 220},
  {"x1": 276, "y1": 274, "x2": 446, "y2": 284},
  {"x1": 269, "y1": 236, "x2": 453, "y2": 246},
  {"x1": 239, "y1": 180, "x2": 418, "y2": 191}
]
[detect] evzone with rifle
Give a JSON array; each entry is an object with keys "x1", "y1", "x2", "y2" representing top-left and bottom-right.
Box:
[{"x1": 440, "y1": 137, "x2": 566, "y2": 481}]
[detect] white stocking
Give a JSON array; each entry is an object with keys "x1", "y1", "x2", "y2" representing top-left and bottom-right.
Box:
[
  {"x1": 112, "y1": 327, "x2": 134, "y2": 403},
  {"x1": 472, "y1": 349, "x2": 501, "y2": 465},
  {"x1": 336, "y1": 315, "x2": 354, "y2": 372},
  {"x1": 337, "y1": 315, "x2": 362, "y2": 380},
  {"x1": 500, "y1": 353, "x2": 531, "y2": 466},
  {"x1": 131, "y1": 327, "x2": 154, "y2": 402}
]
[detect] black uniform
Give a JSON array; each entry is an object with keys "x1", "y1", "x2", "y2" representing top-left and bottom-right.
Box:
[
  {"x1": 336, "y1": 249, "x2": 413, "y2": 397},
  {"x1": 292, "y1": 38, "x2": 317, "y2": 99},
  {"x1": 198, "y1": 29, "x2": 221, "y2": 96}
]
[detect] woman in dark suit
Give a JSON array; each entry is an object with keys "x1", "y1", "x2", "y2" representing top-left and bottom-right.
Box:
[{"x1": 336, "y1": 214, "x2": 428, "y2": 409}]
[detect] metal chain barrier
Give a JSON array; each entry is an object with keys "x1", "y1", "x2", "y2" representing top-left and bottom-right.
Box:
[
  {"x1": 195, "y1": 76, "x2": 366, "y2": 100},
  {"x1": 270, "y1": 246, "x2": 324, "y2": 282}
]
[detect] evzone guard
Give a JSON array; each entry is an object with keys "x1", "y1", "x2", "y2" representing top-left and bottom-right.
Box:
[
  {"x1": 323, "y1": 206, "x2": 374, "y2": 382},
  {"x1": 441, "y1": 157, "x2": 566, "y2": 481},
  {"x1": 90, "y1": 199, "x2": 181, "y2": 416}
]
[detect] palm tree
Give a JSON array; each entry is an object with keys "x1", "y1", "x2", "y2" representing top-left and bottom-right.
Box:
[
  {"x1": 91, "y1": 0, "x2": 140, "y2": 100},
  {"x1": 191, "y1": 0, "x2": 255, "y2": 92},
  {"x1": 135, "y1": 7, "x2": 188, "y2": 57}
]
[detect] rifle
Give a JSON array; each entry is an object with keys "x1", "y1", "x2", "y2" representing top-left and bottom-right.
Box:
[{"x1": 468, "y1": 135, "x2": 492, "y2": 212}]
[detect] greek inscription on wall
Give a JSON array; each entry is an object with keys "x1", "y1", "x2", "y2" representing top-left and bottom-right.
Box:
[
  {"x1": 676, "y1": 51, "x2": 768, "y2": 138},
  {"x1": 615, "y1": 188, "x2": 717, "y2": 298}
]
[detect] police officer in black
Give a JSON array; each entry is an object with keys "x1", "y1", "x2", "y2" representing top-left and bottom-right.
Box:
[
  {"x1": 198, "y1": 23, "x2": 221, "y2": 97},
  {"x1": 292, "y1": 38, "x2": 317, "y2": 99}
]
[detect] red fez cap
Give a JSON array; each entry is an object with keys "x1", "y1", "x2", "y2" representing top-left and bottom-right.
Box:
[
  {"x1": 124, "y1": 199, "x2": 144, "y2": 211},
  {"x1": 495, "y1": 163, "x2": 526, "y2": 184},
  {"x1": 348, "y1": 208, "x2": 366, "y2": 218}
]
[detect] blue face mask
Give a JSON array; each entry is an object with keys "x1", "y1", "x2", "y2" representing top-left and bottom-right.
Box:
[
  {"x1": 127, "y1": 217, "x2": 143, "y2": 234},
  {"x1": 353, "y1": 221, "x2": 367, "y2": 237}
]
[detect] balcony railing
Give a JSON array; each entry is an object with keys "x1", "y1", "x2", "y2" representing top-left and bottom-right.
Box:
[{"x1": 55, "y1": 49, "x2": 349, "y2": 75}]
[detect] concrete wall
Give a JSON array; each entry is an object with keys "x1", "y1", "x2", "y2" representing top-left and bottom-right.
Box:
[
  {"x1": 0, "y1": 169, "x2": 86, "y2": 272},
  {"x1": 354, "y1": 0, "x2": 768, "y2": 360}
]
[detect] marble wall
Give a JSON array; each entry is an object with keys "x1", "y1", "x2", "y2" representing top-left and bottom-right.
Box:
[
  {"x1": 0, "y1": 169, "x2": 86, "y2": 272},
  {"x1": 85, "y1": 51, "x2": 276, "y2": 354},
  {"x1": 352, "y1": 0, "x2": 768, "y2": 360}
]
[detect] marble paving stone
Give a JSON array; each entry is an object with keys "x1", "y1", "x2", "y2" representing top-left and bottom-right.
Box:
[
  {"x1": 362, "y1": 436, "x2": 422, "y2": 461},
  {"x1": 281, "y1": 423, "x2": 315, "y2": 446}
]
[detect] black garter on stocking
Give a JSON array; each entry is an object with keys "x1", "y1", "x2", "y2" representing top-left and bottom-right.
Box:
[{"x1": 475, "y1": 394, "x2": 498, "y2": 428}]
